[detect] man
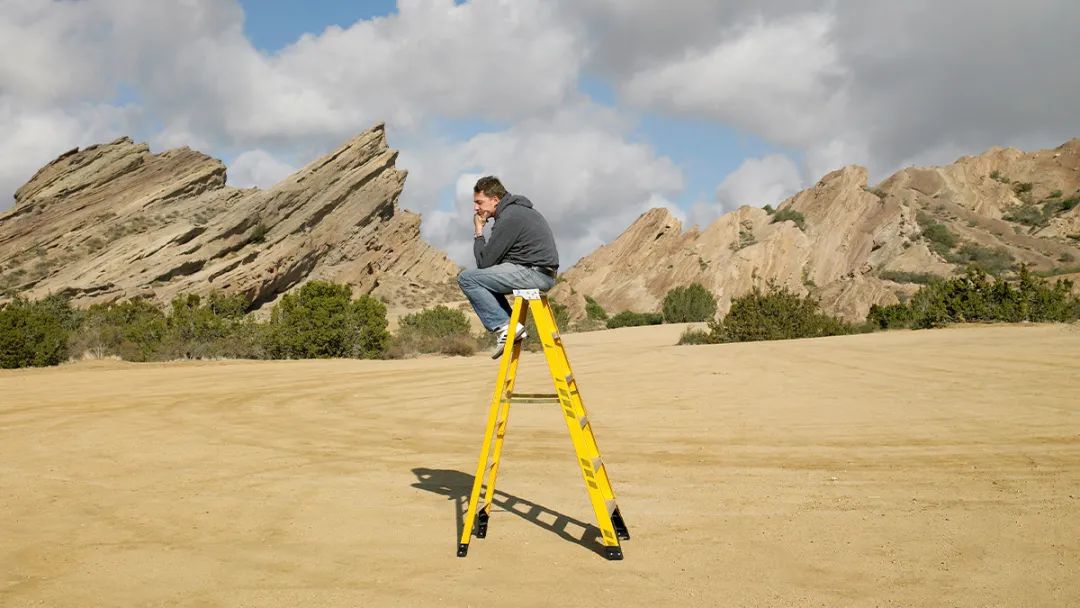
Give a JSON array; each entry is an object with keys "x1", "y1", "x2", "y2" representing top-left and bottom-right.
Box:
[{"x1": 458, "y1": 176, "x2": 559, "y2": 359}]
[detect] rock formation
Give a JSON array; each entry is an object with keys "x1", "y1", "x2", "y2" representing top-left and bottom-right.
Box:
[
  {"x1": 552, "y1": 138, "x2": 1080, "y2": 321},
  {"x1": 0, "y1": 124, "x2": 461, "y2": 318}
]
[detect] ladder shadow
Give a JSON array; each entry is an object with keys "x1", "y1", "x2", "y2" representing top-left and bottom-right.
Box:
[{"x1": 411, "y1": 467, "x2": 609, "y2": 558}]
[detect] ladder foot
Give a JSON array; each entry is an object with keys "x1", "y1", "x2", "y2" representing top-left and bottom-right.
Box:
[
  {"x1": 476, "y1": 510, "x2": 489, "y2": 538},
  {"x1": 603, "y1": 546, "x2": 624, "y2": 561},
  {"x1": 457, "y1": 543, "x2": 470, "y2": 557},
  {"x1": 611, "y1": 508, "x2": 630, "y2": 540}
]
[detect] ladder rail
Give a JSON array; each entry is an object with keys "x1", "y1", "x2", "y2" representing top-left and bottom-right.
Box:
[{"x1": 457, "y1": 297, "x2": 528, "y2": 556}]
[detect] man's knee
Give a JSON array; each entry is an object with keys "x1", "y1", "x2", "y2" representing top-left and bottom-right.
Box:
[{"x1": 457, "y1": 268, "x2": 476, "y2": 288}]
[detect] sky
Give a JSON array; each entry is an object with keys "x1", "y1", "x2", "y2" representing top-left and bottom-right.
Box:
[{"x1": 2, "y1": 0, "x2": 1079, "y2": 267}]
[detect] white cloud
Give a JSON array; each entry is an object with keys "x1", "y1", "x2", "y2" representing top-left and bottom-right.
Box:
[
  {"x1": 621, "y1": 12, "x2": 846, "y2": 146},
  {"x1": 227, "y1": 149, "x2": 298, "y2": 188},
  {"x1": 689, "y1": 154, "x2": 803, "y2": 227}
]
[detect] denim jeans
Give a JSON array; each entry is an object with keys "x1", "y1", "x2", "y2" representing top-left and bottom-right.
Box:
[{"x1": 457, "y1": 263, "x2": 556, "y2": 331}]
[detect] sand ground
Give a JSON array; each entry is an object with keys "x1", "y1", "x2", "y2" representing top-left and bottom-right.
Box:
[{"x1": 1, "y1": 323, "x2": 1078, "y2": 607}]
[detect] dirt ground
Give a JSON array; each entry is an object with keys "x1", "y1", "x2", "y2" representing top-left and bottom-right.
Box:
[{"x1": 2, "y1": 323, "x2": 1078, "y2": 607}]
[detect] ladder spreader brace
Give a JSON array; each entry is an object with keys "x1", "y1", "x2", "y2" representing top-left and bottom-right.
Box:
[{"x1": 457, "y1": 289, "x2": 630, "y2": 560}]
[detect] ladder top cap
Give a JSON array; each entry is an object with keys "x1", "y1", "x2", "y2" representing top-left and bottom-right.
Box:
[{"x1": 512, "y1": 289, "x2": 545, "y2": 300}]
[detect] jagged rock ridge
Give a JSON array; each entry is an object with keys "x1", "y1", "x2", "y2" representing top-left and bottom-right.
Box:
[
  {"x1": 0, "y1": 124, "x2": 461, "y2": 316},
  {"x1": 552, "y1": 138, "x2": 1080, "y2": 321}
]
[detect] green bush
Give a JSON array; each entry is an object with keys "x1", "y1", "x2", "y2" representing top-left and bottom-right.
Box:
[
  {"x1": 662, "y1": 283, "x2": 718, "y2": 323},
  {"x1": 771, "y1": 209, "x2": 806, "y2": 230},
  {"x1": 1003, "y1": 203, "x2": 1046, "y2": 227},
  {"x1": 907, "y1": 265, "x2": 1080, "y2": 328},
  {"x1": 74, "y1": 298, "x2": 168, "y2": 361},
  {"x1": 584, "y1": 296, "x2": 608, "y2": 321},
  {"x1": 867, "y1": 303, "x2": 915, "y2": 329},
  {"x1": 705, "y1": 284, "x2": 853, "y2": 343},
  {"x1": 917, "y1": 211, "x2": 957, "y2": 255},
  {"x1": 0, "y1": 295, "x2": 73, "y2": 368},
  {"x1": 606, "y1": 311, "x2": 663, "y2": 329},
  {"x1": 264, "y1": 281, "x2": 389, "y2": 359},
  {"x1": 161, "y1": 293, "x2": 262, "y2": 359},
  {"x1": 946, "y1": 243, "x2": 1014, "y2": 276},
  {"x1": 879, "y1": 270, "x2": 941, "y2": 285},
  {"x1": 677, "y1": 328, "x2": 712, "y2": 345},
  {"x1": 394, "y1": 305, "x2": 475, "y2": 356}
]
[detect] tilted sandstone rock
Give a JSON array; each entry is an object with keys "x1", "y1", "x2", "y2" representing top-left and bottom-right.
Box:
[
  {"x1": 0, "y1": 124, "x2": 461, "y2": 317},
  {"x1": 553, "y1": 139, "x2": 1080, "y2": 322}
]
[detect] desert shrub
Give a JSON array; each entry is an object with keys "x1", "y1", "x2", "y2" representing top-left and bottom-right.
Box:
[
  {"x1": 677, "y1": 328, "x2": 712, "y2": 345},
  {"x1": 264, "y1": 280, "x2": 388, "y2": 359},
  {"x1": 248, "y1": 222, "x2": 269, "y2": 245},
  {"x1": 394, "y1": 305, "x2": 475, "y2": 356},
  {"x1": 705, "y1": 284, "x2": 853, "y2": 343},
  {"x1": 771, "y1": 209, "x2": 806, "y2": 230},
  {"x1": 907, "y1": 265, "x2": 1080, "y2": 328},
  {"x1": 990, "y1": 170, "x2": 1009, "y2": 183},
  {"x1": 662, "y1": 283, "x2": 717, "y2": 323},
  {"x1": 584, "y1": 296, "x2": 608, "y2": 321},
  {"x1": 879, "y1": 270, "x2": 941, "y2": 285},
  {"x1": 160, "y1": 293, "x2": 262, "y2": 359},
  {"x1": 1003, "y1": 204, "x2": 1046, "y2": 227},
  {"x1": 0, "y1": 295, "x2": 74, "y2": 368},
  {"x1": 763, "y1": 204, "x2": 776, "y2": 215},
  {"x1": 606, "y1": 311, "x2": 663, "y2": 329},
  {"x1": 1013, "y1": 182, "x2": 1033, "y2": 196},
  {"x1": 73, "y1": 298, "x2": 168, "y2": 361},
  {"x1": 867, "y1": 303, "x2": 915, "y2": 330},
  {"x1": 916, "y1": 212, "x2": 957, "y2": 256},
  {"x1": 946, "y1": 243, "x2": 1014, "y2": 276}
]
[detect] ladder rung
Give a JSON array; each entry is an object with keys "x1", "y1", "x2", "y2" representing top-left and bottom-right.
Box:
[{"x1": 509, "y1": 392, "x2": 559, "y2": 404}]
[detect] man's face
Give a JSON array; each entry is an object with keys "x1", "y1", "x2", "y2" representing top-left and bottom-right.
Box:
[{"x1": 473, "y1": 192, "x2": 500, "y2": 220}]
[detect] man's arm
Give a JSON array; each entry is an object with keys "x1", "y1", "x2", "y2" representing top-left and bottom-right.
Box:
[{"x1": 473, "y1": 209, "x2": 525, "y2": 268}]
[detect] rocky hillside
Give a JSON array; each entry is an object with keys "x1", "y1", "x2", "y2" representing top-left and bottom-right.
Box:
[
  {"x1": 0, "y1": 124, "x2": 461, "y2": 318},
  {"x1": 552, "y1": 139, "x2": 1080, "y2": 321}
]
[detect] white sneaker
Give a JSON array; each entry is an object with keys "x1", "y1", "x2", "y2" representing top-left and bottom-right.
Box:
[{"x1": 491, "y1": 322, "x2": 527, "y2": 359}]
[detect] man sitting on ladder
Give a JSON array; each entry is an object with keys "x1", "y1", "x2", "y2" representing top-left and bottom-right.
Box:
[{"x1": 457, "y1": 176, "x2": 560, "y2": 359}]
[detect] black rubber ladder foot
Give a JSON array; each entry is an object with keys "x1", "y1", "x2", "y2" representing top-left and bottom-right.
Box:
[
  {"x1": 457, "y1": 543, "x2": 469, "y2": 557},
  {"x1": 611, "y1": 508, "x2": 630, "y2": 541},
  {"x1": 476, "y1": 510, "x2": 489, "y2": 538},
  {"x1": 603, "y1": 545, "x2": 624, "y2": 561}
]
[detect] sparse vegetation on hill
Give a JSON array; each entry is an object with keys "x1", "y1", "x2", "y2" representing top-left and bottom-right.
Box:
[
  {"x1": 770, "y1": 209, "x2": 806, "y2": 230},
  {"x1": 1003, "y1": 190, "x2": 1080, "y2": 229},
  {"x1": 879, "y1": 270, "x2": 941, "y2": 285}
]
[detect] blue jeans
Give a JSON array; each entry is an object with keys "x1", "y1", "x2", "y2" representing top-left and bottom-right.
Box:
[{"x1": 457, "y1": 263, "x2": 556, "y2": 331}]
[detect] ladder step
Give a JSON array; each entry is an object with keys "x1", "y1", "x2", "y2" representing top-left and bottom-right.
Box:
[{"x1": 509, "y1": 392, "x2": 559, "y2": 404}]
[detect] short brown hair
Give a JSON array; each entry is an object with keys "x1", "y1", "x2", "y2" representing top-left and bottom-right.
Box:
[{"x1": 474, "y1": 176, "x2": 508, "y2": 199}]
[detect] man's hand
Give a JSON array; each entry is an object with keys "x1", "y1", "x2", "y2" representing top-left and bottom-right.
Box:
[{"x1": 473, "y1": 213, "x2": 486, "y2": 237}]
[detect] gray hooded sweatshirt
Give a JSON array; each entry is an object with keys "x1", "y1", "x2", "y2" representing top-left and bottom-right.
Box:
[{"x1": 473, "y1": 194, "x2": 560, "y2": 270}]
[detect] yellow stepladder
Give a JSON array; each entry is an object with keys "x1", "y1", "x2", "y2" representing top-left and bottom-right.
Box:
[{"x1": 457, "y1": 289, "x2": 630, "y2": 561}]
